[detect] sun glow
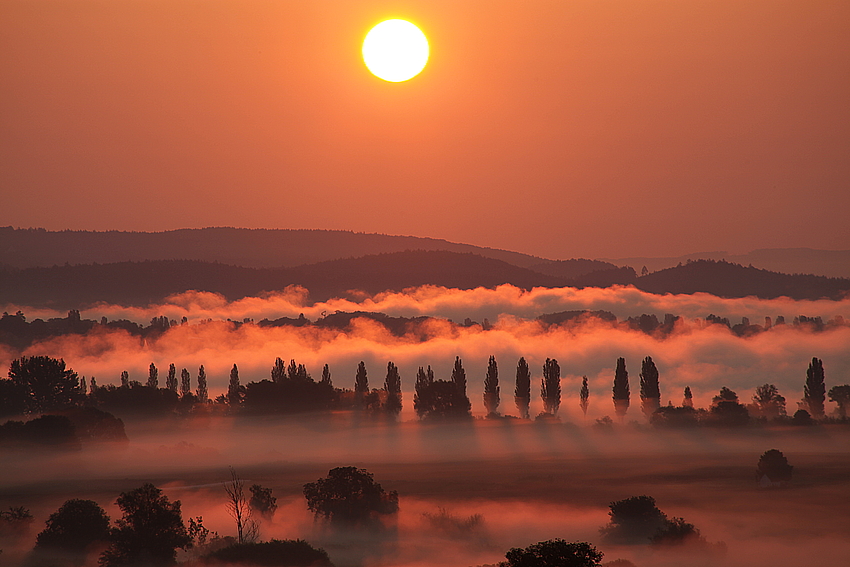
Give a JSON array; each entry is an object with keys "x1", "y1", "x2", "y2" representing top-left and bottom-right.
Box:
[{"x1": 362, "y1": 19, "x2": 429, "y2": 82}]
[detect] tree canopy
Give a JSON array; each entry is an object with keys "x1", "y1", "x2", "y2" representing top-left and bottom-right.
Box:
[
  {"x1": 303, "y1": 467, "x2": 398, "y2": 526},
  {"x1": 502, "y1": 539, "x2": 603, "y2": 567}
]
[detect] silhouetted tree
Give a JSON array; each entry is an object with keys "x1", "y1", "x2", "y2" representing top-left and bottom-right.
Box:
[
  {"x1": 450, "y1": 357, "x2": 472, "y2": 417},
  {"x1": 225, "y1": 468, "x2": 258, "y2": 544},
  {"x1": 804, "y1": 357, "x2": 826, "y2": 419},
  {"x1": 612, "y1": 358, "x2": 630, "y2": 421},
  {"x1": 354, "y1": 361, "x2": 368, "y2": 407},
  {"x1": 180, "y1": 368, "x2": 191, "y2": 397},
  {"x1": 751, "y1": 384, "x2": 786, "y2": 420},
  {"x1": 249, "y1": 485, "x2": 277, "y2": 519},
  {"x1": 287, "y1": 359, "x2": 311, "y2": 382},
  {"x1": 709, "y1": 387, "x2": 749, "y2": 426},
  {"x1": 756, "y1": 449, "x2": 793, "y2": 485},
  {"x1": 196, "y1": 366, "x2": 208, "y2": 403},
  {"x1": 80, "y1": 376, "x2": 88, "y2": 396},
  {"x1": 828, "y1": 384, "x2": 850, "y2": 419},
  {"x1": 384, "y1": 362, "x2": 402, "y2": 416},
  {"x1": 202, "y1": 539, "x2": 332, "y2": 566},
  {"x1": 639, "y1": 356, "x2": 660, "y2": 418},
  {"x1": 320, "y1": 364, "x2": 332, "y2": 387},
  {"x1": 413, "y1": 366, "x2": 433, "y2": 419},
  {"x1": 579, "y1": 376, "x2": 589, "y2": 420},
  {"x1": 228, "y1": 364, "x2": 243, "y2": 406},
  {"x1": 541, "y1": 358, "x2": 561, "y2": 416},
  {"x1": 303, "y1": 467, "x2": 398, "y2": 526},
  {"x1": 792, "y1": 408, "x2": 814, "y2": 425},
  {"x1": 147, "y1": 363, "x2": 158, "y2": 389},
  {"x1": 515, "y1": 357, "x2": 531, "y2": 419},
  {"x1": 681, "y1": 386, "x2": 693, "y2": 408},
  {"x1": 99, "y1": 483, "x2": 190, "y2": 567},
  {"x1": 120, "y1": 371, "x2": 129, "y2": 388},
  {"x1": 0, "y1": 505, "x2": 34, "y2": 539},
  {"x1": 271, "y1": 357, "x2": 286, "y2": 384},
  {"x1": 33, "y1": 499, "x2": 110, "y2": 566},
  {"x1": 7, "y1": 356, "x2": 81, "y2": 414},
  {"x1": 166, "y1": 364, "x2": 177, "y2": 392},
  {"x1": 650, "y1": 517, "x2": 709, "y2": 548},
  {"x1": 484, "y1": 356, "x2": 500, "y2": 416},
  {"x1": 502, "y1": 539, "x2": 603, "y2": 567},
  {"x1": 600, "y1": 495, "x2": 667, "y2": 545},
  {"x1": 90, "y1": 377, "x2": 98, "y2": 393}
]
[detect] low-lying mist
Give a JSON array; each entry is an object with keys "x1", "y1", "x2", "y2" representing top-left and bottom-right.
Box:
[
  {"x1": 3, "y1": 285, "x2": 849, "y2": 418},
  {"x1": 2, "y1": 415, "x2": 849, "y2": 567}
]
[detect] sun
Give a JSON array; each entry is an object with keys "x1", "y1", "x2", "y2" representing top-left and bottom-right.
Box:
[{"x1": 362, "y1": 19, "x2": 429, "y2": 82}]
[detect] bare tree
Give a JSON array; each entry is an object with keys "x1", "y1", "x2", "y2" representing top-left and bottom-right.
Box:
[{"x1": 224, "y1": 468, "x2": 259, "y2": 544}]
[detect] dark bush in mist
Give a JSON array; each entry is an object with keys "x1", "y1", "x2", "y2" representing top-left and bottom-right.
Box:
[
  {"x1": 99, "y1": 483, "x2": 190, "y2": 567},
  {"x1": 0, "y1": 506, "x2": 34, "y2": 540},
  {"x1": 61, "y1": 407, "x2": 127, "y2": 443},
  {"x1": 303, "y1": 467, "x2": 398, "y2": 527},
  {"x1": 649, "y1": 405, "x2": 699, "y2": 428},
  {"x1": 200, "y1": 539, "x2": 333, "y2": 566},
  {"x1": 249, "y1": 485, "x2": 277, "y2": 519},
  {"x1": 30, "y1": 499, "x2": 110, "y2": 567},
  {"x1": 600, "y1": 496, "x2": 667, "y2": 545},
  {"x1": 0, "y1": 414, "x2": 80, "y2": 450},
  {"x1": 756, "y1": 449, "x2": 793, "y2": 485},
  {"x1": 422, "y1": 507, "x2": 486, "y2": 542},
  {"x1": 501, "y1": 539, "x2": 603, "y2": 567}
]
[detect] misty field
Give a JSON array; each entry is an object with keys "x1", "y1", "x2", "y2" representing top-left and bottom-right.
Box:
[{"x1": 2, "y1": 415, "x2": 849, "y2": 567}]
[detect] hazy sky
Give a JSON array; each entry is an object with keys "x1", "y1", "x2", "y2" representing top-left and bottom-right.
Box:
[{"x1": 2, "y1": 0, "x2": 848, "y2": 259}]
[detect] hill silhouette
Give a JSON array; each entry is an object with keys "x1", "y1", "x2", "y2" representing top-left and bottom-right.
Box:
[
  {"x1": 634, "y1": 259, "x2": 850, "y2": 300},
  {"x1": 0, "y1": 251, "x2": 575, "y2": 308},
  {"x1": 0, "y1": 226, "x2": 579, "y2": 270}
]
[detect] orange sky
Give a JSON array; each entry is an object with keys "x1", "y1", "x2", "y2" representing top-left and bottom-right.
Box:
[{"x1": 2, "y1": 0, "x2": 848, "y2": 259}]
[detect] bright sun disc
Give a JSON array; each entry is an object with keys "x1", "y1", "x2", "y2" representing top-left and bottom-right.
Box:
[{"x1": 363, "y1": 19, "x2": 429, "y2": 82}]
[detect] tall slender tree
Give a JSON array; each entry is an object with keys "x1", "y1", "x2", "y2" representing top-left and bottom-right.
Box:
[
  {"x1": 180, "y1": 368, "x2": 191, "y2": 397},
  {"x1": 80, "y1": 376, "x2": 88, "y2": 396},
  {"x1": 166, "y1": 363, "x2": 178, "y2": 392},
  {"x1": 287, "y1": 359, "x2": 299, "y2": 382},
  {"x1": 639, "y1": 356, "x2": 661, "y2": 418},
  {"x1": 682, "y1": 386, "x2": 693, "y2": 408},
  {"x1": 120, "y1": 370, "x2": 129, "y2": 388},
  {"x1": 197, "y1": 365, "x2": 208, "y2": 403},
  {"x1": 384, "y1": 362, "x2": 402, "y2": 416},
  {"x1": 612, "y1": 357, "x2": 630, "y2": 421},
  {"x1": 515, "y1": 357, "x2": 531, "y2": 419},
  {"x1": 228, "y1": 364, "x2": 242, "y2": 406},
  {"x1": 804, "y1": 357, "x2": 826, "y2": 419},
  {"x1": 321, "y1": 364, "x2": 333, "y2": 387},
  {"x1": 355, "y1": 361, "x2": 368, "y2": 407},
  {"x1": 580, "y1": 376, "x2": 589, "y2": 419},
  {"x1": 483, "y1": 356, "x2": 500, "y2": 416},
  {"x1": 147, "y1": 363, "x2": 158, "y2": 389},
  {"x1": 451, "y1": 357, "x2": 472, "y2": 416},
  {"x1": 271, "y1": 357, "x2": 286, "y2": 383},
  {"x1": 414, "y1": 366, "x2": 432, "y2": 419},
  {"x1": 541, "y1": 358, "x2": 561, "y2": 415}
]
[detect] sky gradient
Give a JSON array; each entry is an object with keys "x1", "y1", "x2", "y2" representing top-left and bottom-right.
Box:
[{"x1": 2, "y1": 0, "x2": 848, "y2": 259}]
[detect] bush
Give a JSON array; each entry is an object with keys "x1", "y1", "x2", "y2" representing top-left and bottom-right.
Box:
[
  {"x1": 202, "y1": 539, "x2": 333, "y2": 566},
  {"x1": 501, "y1": 539, "x2": 603, "y2": 567}
]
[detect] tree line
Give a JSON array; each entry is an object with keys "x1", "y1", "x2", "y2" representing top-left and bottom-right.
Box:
[{"x1": 2, "y1": 354, "x2": 849, "y2": 428}]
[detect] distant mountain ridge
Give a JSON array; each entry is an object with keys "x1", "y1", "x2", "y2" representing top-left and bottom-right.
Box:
[
  {"x1": 603, "y1": 248, "x2": 850, "y2": 279},
  {"x1": 0, "y1": 226, "x2": 570, "y2": 270}
]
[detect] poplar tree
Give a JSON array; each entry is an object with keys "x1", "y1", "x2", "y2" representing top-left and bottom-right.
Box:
[
  {"x1": 639, "y1": 356, "x2": 661, "y2": 418},
  {"x1": 271, "y1": 357, "x2": 286, "y2": 383},
  {"x1": 166, "y1": 363, "x2": 178, "y2": 392},
  {"x1": 80, "y1": 376, "x2": 88, "y2": 396},
  {"x1": 541, "y1": 358, "x2": 561, "y2": 415},
  {"x1": 321, "y1": 364, "x2": 332, "y2": 387},
  {"x1": 180, "y1": 368, "x2": 191, "y2": 397},
  {"x1": 683, "y1": 386, "x2": 693, "y2": 408},
  {"x1": 451, "y1": 357, "x2": 472, "y2": 416},
  {"x1": 414, "y1": 366, "x2": 432, "y2": 419},
  {"x1": 355, "y1": 361, "x2": 368, "y2": 407},
  {"x1": 120, "y1": 371, "x2": 129, "y2": 388},
  {"x1": 197, "y1": 366, "x2": 208, "y2": 403},
  {"x1": 147, "y1": 363, "x2": 158, "y2": 389},
  {"x1": 612, "y1": 357, "x2": 630, "y2": 421},
  {"x1": 483, "y1": 356, "x2": 500, "y2": 416},
  {"x1": 804, "y1": 357, "x2": 826, "y2": 419},
  {"x1": 384, "y1": 362, "x2": 402, "y2": 416},
  {"x1": 515, "y1": 357, "x2": 531, "y2": 419},
  {"x1": 580, "y1": 376, "x2": 589, "y2": 419},
  {"x1": 228, "y1": 364, "x2": 242, "y2": 406}
]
